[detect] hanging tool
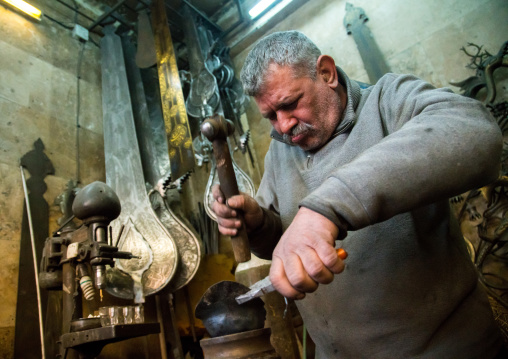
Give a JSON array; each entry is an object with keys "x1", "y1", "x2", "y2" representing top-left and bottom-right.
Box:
[
  {"x1": 135, "y1": 10, "x2": 157, "y2": 69},
  {"x1": 151, "y1": 0, "x2": 195, "y2": 181},
  {"x1": 101, "y1": 25, "x2": 178, "y2": 302},
  {"x1": 343, "y1": 3, "x2": 390, "y2": 84},
  {"x1": 122, "y1": 33, "x2": 202, "y2": 293},
  {"x1": 201, "y1": 114, "x2": 251, "y2": 263},
  {"x1": 236, "y1": 248, "x2": 348, "y2": 304}
]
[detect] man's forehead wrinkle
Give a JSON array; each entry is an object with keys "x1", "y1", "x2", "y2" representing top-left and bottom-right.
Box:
[{"x1": 259, "y1": 90, "x2": 290, "y2": 117}]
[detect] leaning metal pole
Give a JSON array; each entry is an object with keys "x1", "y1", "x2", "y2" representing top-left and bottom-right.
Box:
[{"x1": 19, "y1": 165, "x2": 46, "y2": 359}]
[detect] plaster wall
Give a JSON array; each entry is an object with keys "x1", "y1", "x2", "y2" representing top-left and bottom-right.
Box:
[
  {"x1": 233, "y1": 0, "x2": 508, "y2": 172},
  {"x1": 0, "y1": 0, "x2": 104, "y2": 356},
  {"x1": 0, "y1": 2, "x2": 247, "y2": 358}
]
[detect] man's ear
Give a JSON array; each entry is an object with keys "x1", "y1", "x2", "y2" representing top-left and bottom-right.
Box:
[{"x1": 316, "y1": 55, "x2": 338, "y2": 89}]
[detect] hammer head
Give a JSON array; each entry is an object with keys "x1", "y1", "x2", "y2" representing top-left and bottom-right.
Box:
[{"x1": 200, "y1": 114, "x2": 235, "y2": 141}]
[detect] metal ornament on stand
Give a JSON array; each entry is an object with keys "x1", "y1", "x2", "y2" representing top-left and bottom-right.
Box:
[{"x1": 101, "y1": 26, "x2": 178, "y2": 303}]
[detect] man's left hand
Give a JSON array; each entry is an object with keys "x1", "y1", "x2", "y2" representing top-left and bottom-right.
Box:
[{"x1": 269, "y1": 207, "x2": 346, "y2": 299}]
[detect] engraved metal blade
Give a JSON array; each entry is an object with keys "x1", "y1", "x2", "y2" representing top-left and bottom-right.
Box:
[
  {"x1": 151, "y1": 0, "x2": 195, "y2": 181},
  {"x1": 122, "y1": 34, "x2": 202, "y2": 292},
  {"x1": 100, "y1": 26, "x2": 178, "y2": 302}
]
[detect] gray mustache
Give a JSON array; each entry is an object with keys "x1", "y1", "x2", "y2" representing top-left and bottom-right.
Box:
[{"x1": 283, "y1": 123, "x2": 312, "y2": 142}]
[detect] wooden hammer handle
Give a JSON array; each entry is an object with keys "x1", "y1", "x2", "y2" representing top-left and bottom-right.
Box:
[{"x1": 202, "y1": 115, "x2": 251, "y2": 263}]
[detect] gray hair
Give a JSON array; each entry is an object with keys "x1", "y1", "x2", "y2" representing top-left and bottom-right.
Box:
[{"x1": 240, "y1": 31, "x2": 322, "y2": 96}]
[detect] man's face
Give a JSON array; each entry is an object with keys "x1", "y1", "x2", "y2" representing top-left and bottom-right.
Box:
[{"x1": 254, "y1": 63, "x2": 344, "y2": 151}]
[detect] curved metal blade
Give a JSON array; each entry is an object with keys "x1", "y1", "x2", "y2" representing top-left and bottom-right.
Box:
[{"x1": 135, "y1": 10, "x2": 157, "y2": 69}]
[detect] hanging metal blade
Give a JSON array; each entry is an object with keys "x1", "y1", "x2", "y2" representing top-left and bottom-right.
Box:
[
  {"x1": 135, "y1": 10, "x2": 157, "y2": 69},
  {"x1": 151, "y1": 0, "x2": 195, "y2": 181},
  {"x1": 100, "y1": 26, "x2": 178, "y2": 303},
  {"x1": 343, "y1": 3, "x2": 390, "y2": 84},
  {"x1": 122, "y1": 34, "x2": 202, "y2": 293},
  {"x1": 178, "y1": 3, "x2": 256, "y2": 221}
]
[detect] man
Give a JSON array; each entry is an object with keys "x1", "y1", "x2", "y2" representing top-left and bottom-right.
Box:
[{"x1": 212, "y1": 31, "x2": 505, "y2": 358}]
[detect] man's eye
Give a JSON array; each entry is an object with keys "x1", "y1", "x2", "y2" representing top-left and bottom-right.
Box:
[
  {"x1": 281, "y1": 100, "x2": 298, "y2": 111},
  {"x1": 267, "y1": 113, "x2": 276, "y2": 122}
]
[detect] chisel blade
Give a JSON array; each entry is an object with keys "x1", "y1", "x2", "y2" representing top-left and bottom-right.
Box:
[{"x1": 235, "y1": 276, "x2": 276, "y2": 304}]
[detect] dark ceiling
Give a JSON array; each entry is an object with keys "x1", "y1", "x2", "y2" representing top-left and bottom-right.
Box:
[
  {"x1": 90, "y1": 0, "x2": 244, "y2": 41},
  {"x1": 50, "y1": 0, "x2": 306, "y2": 57}
]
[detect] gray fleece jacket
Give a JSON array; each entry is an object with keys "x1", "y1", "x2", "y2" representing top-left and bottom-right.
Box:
[{"x1": 250, "y1": 68, "x2": 504, "y2": 358}]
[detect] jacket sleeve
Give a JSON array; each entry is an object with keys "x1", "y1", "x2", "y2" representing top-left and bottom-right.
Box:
[{"x1": 300, "y1": 74, "x2": 503, "y2": 230}]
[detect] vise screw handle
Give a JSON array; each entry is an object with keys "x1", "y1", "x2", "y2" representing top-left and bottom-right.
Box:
[{"x1": 201, "y1": 114, "x2": 251, "y2": 263}]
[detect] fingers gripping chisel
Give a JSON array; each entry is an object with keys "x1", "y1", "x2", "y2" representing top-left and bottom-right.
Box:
[{"x1": 236, "y1": 248, "x2": 348, "y2": 304}]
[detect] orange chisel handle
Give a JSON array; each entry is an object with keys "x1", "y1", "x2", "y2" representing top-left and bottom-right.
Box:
[{"x1": 337, "y1": 248, "x2": 348, "y2": 260}]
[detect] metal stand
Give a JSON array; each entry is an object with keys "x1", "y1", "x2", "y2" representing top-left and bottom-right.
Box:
[
  {"x1": 61, "y1": 323, "x2": 160, "y2": 359},
  {"x1": 200, "y1": 328, "x2": 280, "y2": 359}
]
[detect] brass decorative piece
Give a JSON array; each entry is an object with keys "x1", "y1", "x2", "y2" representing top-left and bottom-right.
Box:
[{"x1": 151, "y1": 0, "x2": 195, "y2": 181}]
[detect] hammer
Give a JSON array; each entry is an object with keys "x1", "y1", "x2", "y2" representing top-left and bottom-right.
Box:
[{"x1": 201, "y1": 114, "x2": 251, "y2": 263}]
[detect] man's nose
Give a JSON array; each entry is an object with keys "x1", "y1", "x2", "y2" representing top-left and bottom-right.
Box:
[{"x1": 277, "y1": 111, "x2": 297, "y2": 134}]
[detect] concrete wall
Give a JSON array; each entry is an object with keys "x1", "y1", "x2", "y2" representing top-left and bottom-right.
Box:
[
  {"x1": 233, "y1": 0, "x2": 508, "y2": 171},
  {"x1": 0, "y1": 0, "x2": 103, "y2": 356}
]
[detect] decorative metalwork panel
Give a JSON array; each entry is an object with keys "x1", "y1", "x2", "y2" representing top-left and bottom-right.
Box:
[
  {"x1": 151, "y1": 0, "x2": 194, "y2": 181},
  {"x1": 101, "y1": 26, "x2": 178, "y2": 302}
]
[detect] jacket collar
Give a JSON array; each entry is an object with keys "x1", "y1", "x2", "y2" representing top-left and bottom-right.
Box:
[{"x1": 270, "y1": 66, "x2": 362, "y2": 146}]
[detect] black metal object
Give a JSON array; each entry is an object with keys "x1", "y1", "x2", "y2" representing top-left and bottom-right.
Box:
[
  {"x1": 450, "y1": 41, "x2": 508, "y2": 103},
  {"x1": 195, "y1": 281, "x2": 266, "y2": 337},
  {"x1": 343, "y1": 3, "x2": 390, "y2": 84},
  {"x1": 61, "y1": 323, "x2": 160, "y2": 358},
  {"x1": 15, "y1": 139, "x2": 55, "y2": 359},
  {"x1": 182, "y1": 3, "x2": 221, "y2": 120},
  {"x1": 449, "y1": 40, "x2": 508, "y2": 342}
]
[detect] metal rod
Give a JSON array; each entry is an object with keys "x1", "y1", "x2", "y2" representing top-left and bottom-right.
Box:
[
  {"x1": 219, "y1": 0, "x2": 247, "y2": 38},
  {"x1": 51, "y1": 214, "x2": 75, "y2": 236},
  {"x1": 235, "y1": 0, "x2": 245, "y2": 20},
  {"x1": 220, "y1": 19, "x2": 245, "y2": 39},
  {"x1": 19, "y1": 165, "x2": 46, "y2": 359},
  {"x1": 88, "y1": 0, "x2": 128, "y2": 31},
  {"x1": 155, "y1": 295, "x2": 168, "y2": 359},
  {"x1": 182, "y1": 0, "x2": 223, "y2": 33}
]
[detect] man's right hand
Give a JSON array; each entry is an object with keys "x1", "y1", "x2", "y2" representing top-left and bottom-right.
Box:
[{"x1": 211, "y1": 184, "x2": 264, "y2": 236}]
